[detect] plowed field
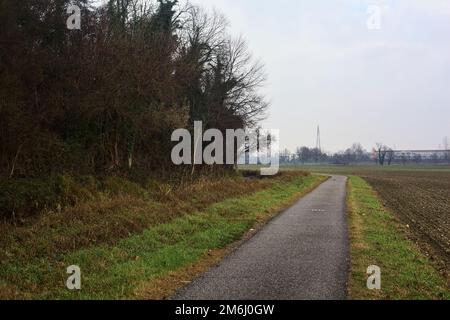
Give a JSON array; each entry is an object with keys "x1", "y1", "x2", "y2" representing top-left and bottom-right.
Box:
[{"x1": 360, "y1": 171, "x2": 450, "y2": 274}]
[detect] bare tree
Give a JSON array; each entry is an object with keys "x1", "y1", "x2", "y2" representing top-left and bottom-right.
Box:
[
  {"x1": 376, "y1": 143, "x2": 389, "y2": 166},
  {"x1": 215, "y1": 36, "x2": 269, "y2": 128},
  {"x1": 386, "y1": 148, "x2": 395, "y2": 165}
]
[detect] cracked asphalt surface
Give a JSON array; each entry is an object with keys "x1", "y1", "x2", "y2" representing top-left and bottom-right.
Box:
[{"x1": 174, "y1": 175, "x2": 349, "y2": 300}]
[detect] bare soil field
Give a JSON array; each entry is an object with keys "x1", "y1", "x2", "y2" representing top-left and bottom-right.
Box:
[{"x1": 361, "y1": 171, "x2": 450, "y2": 276}]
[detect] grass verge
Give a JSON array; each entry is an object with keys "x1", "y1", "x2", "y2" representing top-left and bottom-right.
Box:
[
  {"x1": 0, "y1": 173, "x2": 325, "y2": 299},
  {"x1": 347, "y1": 176, "x2": 450, "y2": 300}
]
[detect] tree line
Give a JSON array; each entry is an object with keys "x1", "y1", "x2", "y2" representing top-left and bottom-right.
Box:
[
  {"x1": 279, "y1": 143, "x2": 372, "y2": 165},
  {"x1": 280, "y1": 141, "x2": 450, "y2": 166},
  {"x1": 0, "y1": 0, "x2": 267, "y2": 179}
]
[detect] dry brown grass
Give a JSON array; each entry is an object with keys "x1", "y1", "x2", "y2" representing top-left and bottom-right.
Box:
[{"x1": 0, "y1": 172, "x2": 305, "y2": 266}]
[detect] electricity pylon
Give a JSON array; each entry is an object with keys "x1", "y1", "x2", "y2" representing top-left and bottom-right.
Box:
[{"x1": 316, "y1": 126, "x2": 322, "y2": 153}]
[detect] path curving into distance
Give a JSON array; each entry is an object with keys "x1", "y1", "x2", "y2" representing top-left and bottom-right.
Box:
[{"x1": 174, "y1": 175, "x2": 349, "y2": 300}]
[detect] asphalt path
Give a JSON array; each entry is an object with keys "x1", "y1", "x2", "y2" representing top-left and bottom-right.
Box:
[{"x1": 174, "y1": 175, "x2": 349, "y2": 300}]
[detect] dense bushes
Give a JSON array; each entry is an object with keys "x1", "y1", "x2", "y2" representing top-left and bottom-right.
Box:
[
  {"x1": 0, "y1": 174, "x2": 158, "y2": 220},
  {"x1": 0, "y1": 175, "x2": 99, "y2": 220}
]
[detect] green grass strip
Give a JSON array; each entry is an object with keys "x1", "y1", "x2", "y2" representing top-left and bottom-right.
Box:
[{"x1": 348, "y1": 176, "x2": 449, "y2": 300}]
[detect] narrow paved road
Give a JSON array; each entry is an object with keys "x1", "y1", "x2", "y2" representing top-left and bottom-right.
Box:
[{"x1": 174, "y1": 175, "x2": 349, "y2": 300}]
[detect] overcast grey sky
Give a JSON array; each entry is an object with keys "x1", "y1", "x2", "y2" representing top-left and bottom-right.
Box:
[{"x1": 191, "y1": 0, "x2": 450, "y2": 153}]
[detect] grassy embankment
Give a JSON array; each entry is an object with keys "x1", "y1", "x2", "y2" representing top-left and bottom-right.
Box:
[
  {"x1": 0, "y1": 172, "x2": 325, "y2": 300},
  {"x1": 347, "y1": 176, "x2": 450, "y2": 300}
]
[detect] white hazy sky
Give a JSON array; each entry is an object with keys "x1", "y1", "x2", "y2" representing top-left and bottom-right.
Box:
[{"x1": 190, "y1": 0, "x2": 450, "y2": 152}]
